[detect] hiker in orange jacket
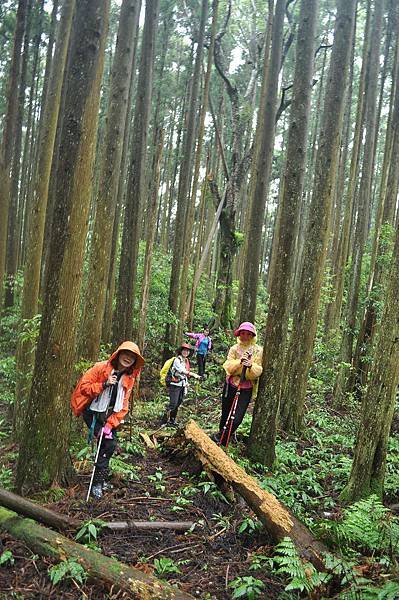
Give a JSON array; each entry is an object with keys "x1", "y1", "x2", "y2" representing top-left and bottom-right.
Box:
[{"x1": 71, "y1": 341, "x2": 145, "y2": 499}]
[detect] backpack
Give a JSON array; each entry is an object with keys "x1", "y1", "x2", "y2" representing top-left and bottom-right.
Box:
[{"x1": 159, "y1": 357, "x2": 175, "y2": 387}]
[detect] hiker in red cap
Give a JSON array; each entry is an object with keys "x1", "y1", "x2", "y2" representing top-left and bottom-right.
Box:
[
  {"x1": 212, "y1": 322, "x2": 263, "y2": 444},
  {"x1": 160, "y1": 343, "x2": 200, "y2": 427}
]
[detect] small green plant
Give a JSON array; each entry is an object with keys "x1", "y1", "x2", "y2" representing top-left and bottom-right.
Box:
[
  {"x1": 153, "y1": 557, "x2": 181, "y2": 575},
  {"x1": 211, "y1": 512, "x2": 231, "y2": 530},
  {"x1": 148, "y1": 468, "x2": 166, "y2": 493},
  {"x1": 76, "y1": 445, "x2": 92, "y2": 460},
  {"x1": 109, "y1": 457, "x2": 140, "y2": 481},
  {"x1": 75, "y1": 519, "x2": 105, "y2": 544},
  {"x1": 48, "y1": 557, "x2": 87, "y2": 586},
  {"x1": 0, "y1": 549, "x2": 15, "y2": 566},
  {"x1": 121, "y1": 438, "x2": 145, "y2": 457},
  {"x1": 0, "y1": 467, "x2": 13, "y2": 489},
  {"x1": 228, "y1": 575, "x2": 265, "y2": 599},
  {"x1": 249, "y1": 553, "x2": 273, "y2": 571},
  {"x1": 198, "y1": 479, "x2": 229, "y2": 503},
  {"x1": 19, "y1": 314, "x2": 42, "y2": 346},
  {"x1": 238, "y1": 516, "x2": 262, "y2": 535},
  {"x1": 171, "y1": 495, "x2": 193, "y2": 511}
]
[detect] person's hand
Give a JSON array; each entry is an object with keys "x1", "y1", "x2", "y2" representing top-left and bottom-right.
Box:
[
  {"x1": 190, "y1": 372, "x2": 201, "y2": 380},
  {"x1": 105, "y1": 373, "x2": 117, "y2": 387},
  {"x1": 102, "y1": 424, "x2": 113, "y2": 439},
  {"x1": 241, "y1": 350, "x2": 253, "y2": 368}
]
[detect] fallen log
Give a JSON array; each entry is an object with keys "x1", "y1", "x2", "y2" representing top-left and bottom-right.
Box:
[
  {"x1": 0, "y1": 487, "x2": 80, "y2": 531},
  {"x1": 179, "y1": 420, "x2": 328, "y2": 570},
  {"x1": 0, "y1": 487, "x2": 194, "y2": 533},
  {"x1": 0, "y1": 507, "x2": 193, "y2": 599}
]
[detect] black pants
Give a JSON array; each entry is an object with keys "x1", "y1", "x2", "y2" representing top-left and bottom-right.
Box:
[
  {"x1": 83, "y1": 409, "x2": 117, "y2": 482},
  {"x1": 162, "y1": 385, "x2": 185, "y2": 422},
  {"x1": 219, "y1": 383, "x2": 252, "y2": 441},
  {"x1": 197, "y1": 353, "x2": 206, "y2": 376}
]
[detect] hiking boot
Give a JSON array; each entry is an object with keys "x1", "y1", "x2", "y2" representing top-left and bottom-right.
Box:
[
  {"x1": 91, "y1": 483, "x2": 103, "y2": 500},
  {"x1": 165, "y1": 420, "x2": 178, "y2": 428},
  {"x1": 210, "y1": 432, "x2": 221, "y2": 443},
  {"x1": 102, "y1": 481, "x2": 114, "y2": 492}
]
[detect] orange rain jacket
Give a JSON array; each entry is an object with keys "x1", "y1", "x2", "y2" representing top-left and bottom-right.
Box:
[{"x1": 70, "y1": 341, "x2": 145, "y2": 429}]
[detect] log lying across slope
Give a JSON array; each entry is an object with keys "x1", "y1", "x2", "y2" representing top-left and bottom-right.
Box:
[
  {"x1": 179, "y1": 419, "x2": 328, "y2": 569},
  {"x1": 0, "y1": 487, "x2": 194, "y2": 532},
  {"x1": 0, "y1": 507, "x2": 194, "y2": 599}
]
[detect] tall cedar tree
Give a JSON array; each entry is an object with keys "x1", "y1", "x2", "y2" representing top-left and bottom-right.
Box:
[
  {"x1": 341, "y1": 217, "x2": 399, "y2": 502},
  {"x1": 14, "y1": 0, "x2": 75, "y2": 436},
  {"x1": 248, "y1": 0, "x2": 318, "y2": 465},
  {"x1": 279, "y1": 0, "x2": 357, "y2": 437},
  {"x1": 80, "y1": 0, "x2": 141, "y2": 361},
  {"x1": 238, "y1": 0, "x2": 286, "y2": 325},
  {"x1": 16, "y1": 0, "x2": 109, "y2": 492},
  {"x1": 113, "y1": 0, "x2": 159, "y2": 344},
  {"x1": 163, "y1": 0, "x2": 207, "y2": 357},
  {"x1": 4, "y1": 0, "x2": 33, "y2": 308},
  {"x1": 333, "y1": 0, "x2": 384, "y2": 405},
  {"x1": 0, "y1": 0, "x2": 27, "y2": 307}
]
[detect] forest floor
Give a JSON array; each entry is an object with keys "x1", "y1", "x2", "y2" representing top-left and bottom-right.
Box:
[
  {"x1": 1, "y1": 356, "x2": 399, "y2": 599},
  {"x1": 0, "y1": 372, "x2": 287, "y2": 600}
]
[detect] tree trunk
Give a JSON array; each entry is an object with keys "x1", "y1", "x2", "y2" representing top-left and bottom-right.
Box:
[
  {"x1": 248, "y1": 0, "x2": 319, "y2": 463},
  {"x1": 333, "y1": 0, "x2": 384, "y2": 406},
  {"x1": 0, "y1": 0, "x2": 27, "y2": 307},
  {"x1": 113, "y1": 0, "x2": 159, "y2": 344},
  {"x1": 238, "y1": 0, "x2": 285, "y2": 325},
  {"x1": 340, "y1": 218, "x2": 399, "y2": 502},
  {"x1": 163, "y1": 3, "x2": 206, "y2": 356},
  {"x1": 280, "y1": 0, "x2": 357, "y2": 436},
  {"x1": 80, "y1": 0, "x2": 141, "y2": 361},
  {"x1": 13, "y1": 0, "x2": 75, "y2": 438},
  {"x1": 180, "y1": 0, "x2": 216, "y2": 327},
  {"x1": 16, "y1": 0, "x2": 109, "y2": 493},
  {"x1": 351, "y1": 40, "x2": 399, "y2": 394},
  {"x1": 137, "y1": 128, "x2": 164, "y2": 351},
  {"x1": 4, "y1": 0, "x2": 33, "y2": 308},
  {"x1": 323, "y1": 2, "x2": 371, "y2": 336}
]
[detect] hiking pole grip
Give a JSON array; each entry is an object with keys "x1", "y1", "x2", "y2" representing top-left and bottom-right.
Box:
[{"x1": 86, "y1": 427, "x2": 105, "y2": 502}]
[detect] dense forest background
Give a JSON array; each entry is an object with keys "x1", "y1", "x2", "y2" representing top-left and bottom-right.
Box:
[{"x1": 1, "y1": 0, "x2": 399, "y2": 598}]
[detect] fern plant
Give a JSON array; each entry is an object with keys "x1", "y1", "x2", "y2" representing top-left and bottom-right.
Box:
[
  {"x1": 273, "y1": 537, "x2": 330, "y2": 594},
  {"x1": 317, "y1": 495, "x2": 399, "y2": 556}
]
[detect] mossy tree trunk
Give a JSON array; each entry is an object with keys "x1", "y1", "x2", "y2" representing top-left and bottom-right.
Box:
[
  {"x1": 80, "y1": 0, "x2": 141, "y2": 361},
  {"x1": 341, "y1": 219, "x2": 399, "y2": 502},
  {"x1": 280, "y1": 0, "x2": 357, "y2": 437},
  {"x1": 333, "y1": 0, "x2": 384, "y2": 406},
  {"x1": 14, "y1": 0, "x2": 75, "y2": 439},
  {"x1": 137, "y1": 127, "x2": 164, "y2": 351},
  {"x1": 16, "y1": 0, "x2": 109, "y2": 493},
  {"x1": 248, "y1": 0, "x2": 319, "y2": 464},
  {"x1": 4, "y1": 0, "x2": 33, "y2": 308},
  {"x1": 237, "y1": 0, "x2": 285, "y2": 325},
  {"x1": 113, "y1": 0, "x2": 159, "y2": 344},
  {"x1": 0, "y1": 0, "x2": 27, "y2": 308},
  {"x1": 163, "y1": 1, "x2": 206, "y2": 356}
]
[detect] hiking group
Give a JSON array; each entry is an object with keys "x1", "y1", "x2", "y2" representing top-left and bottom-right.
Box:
[{"x1": 70, "y1": 321, "x2": 263, "y2": 499}]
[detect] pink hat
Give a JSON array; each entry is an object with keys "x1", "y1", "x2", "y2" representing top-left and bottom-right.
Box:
[{"x1": 234, "y1": 321, "x2": 256, "y2": 337}]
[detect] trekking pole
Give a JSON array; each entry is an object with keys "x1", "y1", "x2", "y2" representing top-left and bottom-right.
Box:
[
  {"x1": 219, "y1": 365, "x2": 248, "y2": 447},
  {"x1": 86, "y1": 427, "x2": 104, "y2": 502}
]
